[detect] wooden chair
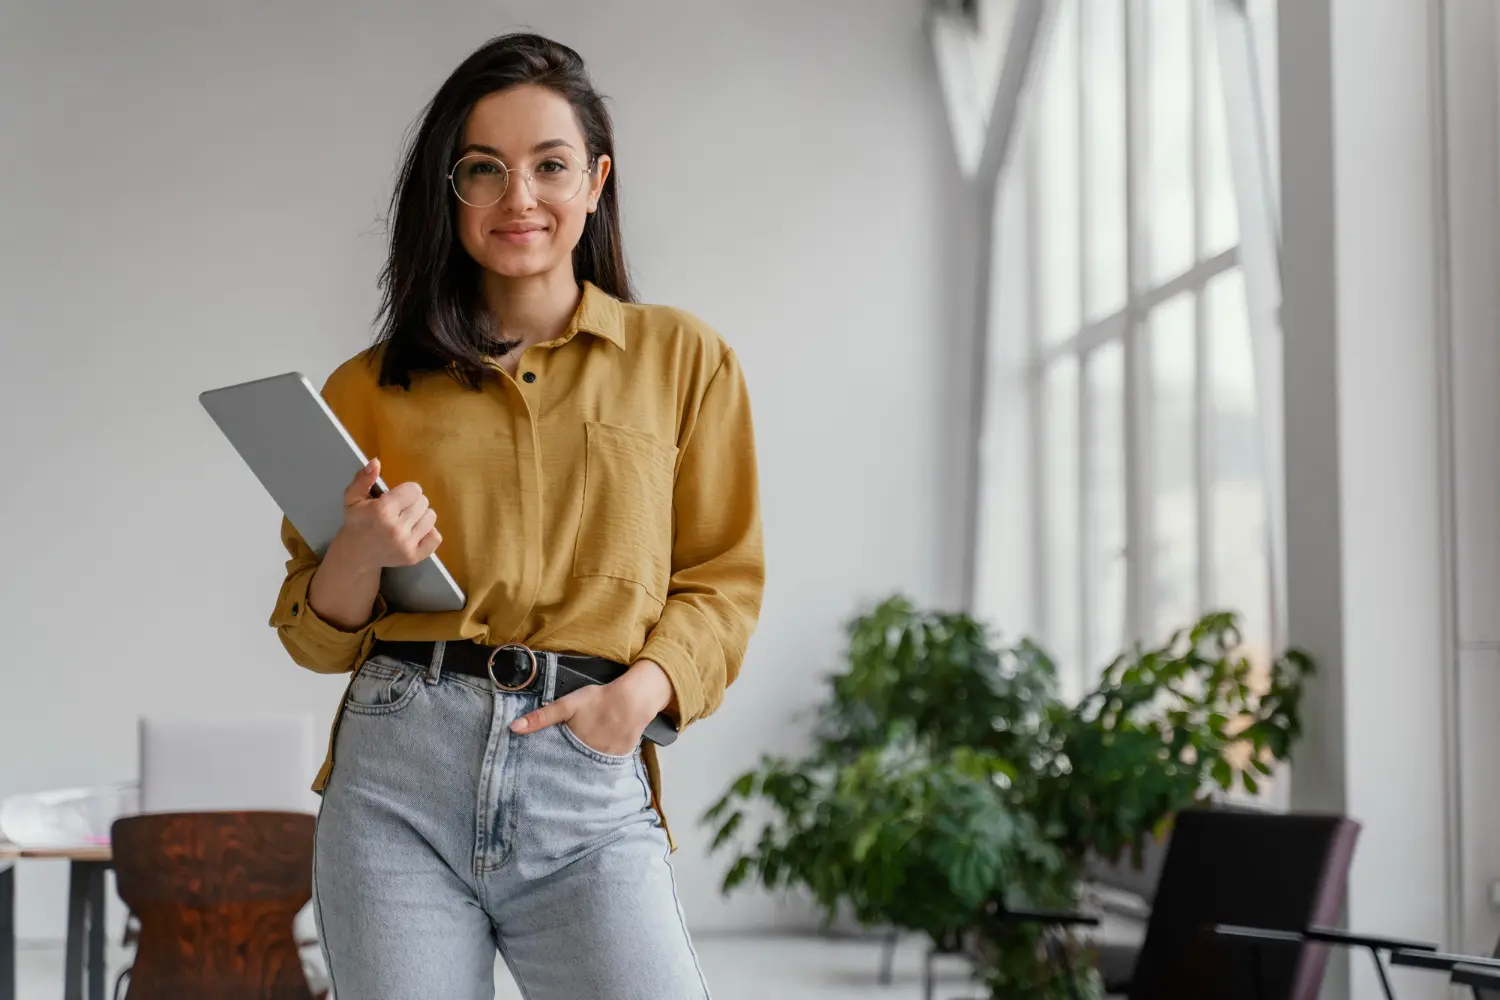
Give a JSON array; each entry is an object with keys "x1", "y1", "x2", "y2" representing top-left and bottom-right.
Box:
[{"x1": 111, "y1": 811, "x2": 318, "y2": 1000}]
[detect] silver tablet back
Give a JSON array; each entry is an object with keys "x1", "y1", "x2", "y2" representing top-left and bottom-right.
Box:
[{"x1": 200, "y1": 371, "x2": 465, "y2": 614}]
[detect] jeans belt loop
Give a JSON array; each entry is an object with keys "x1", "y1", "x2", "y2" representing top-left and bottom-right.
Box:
[
  {"x1": 541, "y1": 652, "x2": 560, "y2": 705},
  {"x1": 425, "y1": 640, "x2": 446, "y2": 685}
]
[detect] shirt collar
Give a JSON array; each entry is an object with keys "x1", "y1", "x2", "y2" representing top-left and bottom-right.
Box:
[{"x1": 569, "y1": 281, "x2": 627, "y2": 350}]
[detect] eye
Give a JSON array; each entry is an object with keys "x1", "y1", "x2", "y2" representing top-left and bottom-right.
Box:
[
  {"x1": 466, "y1": 160, "x2": 503, "y2": 176},
  {"x1": 535, "y1": 158, "x2": 568, "y2": 175}
]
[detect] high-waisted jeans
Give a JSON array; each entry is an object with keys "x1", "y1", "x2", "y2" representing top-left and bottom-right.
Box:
[{"x1": 312, "y1": 645, "x2": 710, "y2": 999}]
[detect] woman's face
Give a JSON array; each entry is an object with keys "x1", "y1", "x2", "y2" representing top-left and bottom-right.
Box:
[{"x1": 452, "y1": 84, "x2": 610, "y2": 282}]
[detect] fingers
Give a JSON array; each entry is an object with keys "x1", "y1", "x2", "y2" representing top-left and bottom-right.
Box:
[
  {"x1": 410, "y1": 507, "x2": 437, "y2": 540},
  {"x1": 403, "y1": 511, "x2": 440, "y2": 562},
  {"x1": 375, "y1": 484, "x2": 430, "y2": 531},
  {"x1": 343, "y1": 458, "x2": 381, "y2": 506},
  {"x1": 395, "y1": 492, "x2": 432, "y2": 531},
  {"x1": 414, "y1": 527, "x2": 443, "y2": 561},
  {"x1": 361, "y1": 479, "x2": 439, "y2": 565},
  {"x1": 336, "y1": 464, "x2": 440, "y2": 569},
  {"x1": 379, "y1": 481, "x2": 424, "y2": 513},
  {"x1": 511, "y1": 694, "x2": 577, "y2": 734}
]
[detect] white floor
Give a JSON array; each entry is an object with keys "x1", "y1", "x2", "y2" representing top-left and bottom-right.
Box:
[{"x1": 15, "y1": 933, "x2": 987, "y2": 999}]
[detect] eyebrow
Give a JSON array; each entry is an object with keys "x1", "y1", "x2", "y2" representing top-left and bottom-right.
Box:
[{"x1": 459, "y1": 139, "x2": 577, "y2": 158}]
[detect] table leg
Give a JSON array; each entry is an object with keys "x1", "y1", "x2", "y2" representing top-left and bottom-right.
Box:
[
  {"x1": 0, "y1": 864, "x2": 15, "y2": 1000},
  {"x1": 64, "y1": 863, "x2": 86, "y2": 1000},
  {"x1": 86, "y1": 865, "x2": 105, "y2": 1000}
]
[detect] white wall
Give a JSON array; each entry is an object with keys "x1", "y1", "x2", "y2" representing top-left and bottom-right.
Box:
[
  {"x1": 1328, "y1": 0, "x2": 1452, "y2": 991},
  {"x1": 0, "y1": 0, "x2": 977, "y2": 941},
  {"x1": 1278, "y1": 2, "x2": 1500, "y2": 998},
  {"x1": 1444, "y1": 0, "x2": 1500, "y2": 962}
]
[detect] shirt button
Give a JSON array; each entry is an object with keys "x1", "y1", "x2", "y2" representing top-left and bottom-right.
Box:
[
  {"x1": 522, "y1": 371, "x2": 537, "y2": 384},
  {"x1": 291, "y1": 602, "x2": 300, "y2": 616}
]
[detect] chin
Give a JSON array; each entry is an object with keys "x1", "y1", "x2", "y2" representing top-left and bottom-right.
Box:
[{"x1": 481, "y1": 249, "x2": 558, "y2": 280}]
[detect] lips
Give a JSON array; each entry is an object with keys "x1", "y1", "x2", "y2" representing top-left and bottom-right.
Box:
[{"x1": 494, "y1": 226, "x2": 547, "y2": 244}]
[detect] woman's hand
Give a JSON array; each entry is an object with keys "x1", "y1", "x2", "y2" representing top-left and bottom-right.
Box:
[
  {"x1": 510, "y1": 661, "x2": 674, "y2": 756},
  {"x1": 308, "y1": 459, "x2": 442, "y2": 631},
  {"x1": 327, "y1": 458, "x2": 443, "y2": 572}
]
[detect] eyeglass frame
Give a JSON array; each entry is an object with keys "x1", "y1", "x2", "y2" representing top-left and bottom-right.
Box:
[{"x1": 447, "y1": 150, "x2": 599, "y2": 208}]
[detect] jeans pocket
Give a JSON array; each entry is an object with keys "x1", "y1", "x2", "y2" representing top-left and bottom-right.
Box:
[
  {"x1": 559, "y1": 721, "x2": 639, "y2": 766},
  {"x1": 343, "y1": 658, "x2": 422, "y2": 716}
]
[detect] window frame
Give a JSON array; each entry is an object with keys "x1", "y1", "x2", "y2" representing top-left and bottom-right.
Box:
[{"x1": 945, "y1": 0, "x2": 1285, "y2": 693}]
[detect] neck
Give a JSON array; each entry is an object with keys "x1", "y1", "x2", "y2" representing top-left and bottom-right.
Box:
[{"x1": 481, "y1": 267, "x2": 583, "y2": 353}]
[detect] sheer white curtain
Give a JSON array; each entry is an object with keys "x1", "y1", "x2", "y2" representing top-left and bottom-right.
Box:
[{"x1": 960, "y1": 0, "x2": 1284, "y2": 702}]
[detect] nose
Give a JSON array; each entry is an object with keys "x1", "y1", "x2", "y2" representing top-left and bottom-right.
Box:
[{"x1": 500, "y1": 167, "x2": 538, "y2": 212}]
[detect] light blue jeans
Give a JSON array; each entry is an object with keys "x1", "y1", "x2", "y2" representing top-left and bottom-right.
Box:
[{"x1": 312, "y1": 645, "x2": 710, "y2": 999}]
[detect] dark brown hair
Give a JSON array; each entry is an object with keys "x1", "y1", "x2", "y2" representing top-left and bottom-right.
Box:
[{"x1": 374, "y1": 33, "x2": 635, "y2": 389}]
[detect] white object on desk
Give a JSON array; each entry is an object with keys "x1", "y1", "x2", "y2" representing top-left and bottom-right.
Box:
[{"x1": 0, "y1": 784, "x2": 138, "y2": 849}]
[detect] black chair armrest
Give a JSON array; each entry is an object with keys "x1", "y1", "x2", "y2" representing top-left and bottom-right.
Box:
[
  {"x1": 1391, "y1": 949, "x2": 1500, "y2": 974},
  {"x1": 1213, "y1": 924, "x2": 1438, "y2": 955},
  {"x1": 1002, "y1": 906, "x2": 1101, "y2": 928},
  {"x1": 1453, "y1": 963, "x2": 1500, "y2": 990},
  {"x1": 1302, "y1": 926, "x2": 1438, "y2": 954},
  {"x1": 1213, "y1": 924, "x2": 1306, "y2": 946},
  {"x1": 984, "y1": 901, "x2": 1100, "y2": 929},
  {"x1": 1215, "y1": 923, "x2": 1438, "y2": 1000}
]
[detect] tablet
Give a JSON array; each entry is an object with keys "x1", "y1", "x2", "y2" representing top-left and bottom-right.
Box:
[{"x1": 200, "y1": 371, "x2": 466, "y2": 614}]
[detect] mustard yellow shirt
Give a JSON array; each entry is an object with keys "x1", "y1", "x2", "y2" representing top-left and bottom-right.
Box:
[{"x1": 269, "y1": 282, "x2": 764, "y2": 842}]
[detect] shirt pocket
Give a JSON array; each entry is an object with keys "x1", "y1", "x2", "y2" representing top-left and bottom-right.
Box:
[{"x1": 573, "y1": 421, "x2": 677, "y2": 603}]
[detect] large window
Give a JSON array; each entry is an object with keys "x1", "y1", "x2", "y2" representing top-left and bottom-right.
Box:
[{"x1": 972, "y1": 0, "x2": 1281, "y2": 698}]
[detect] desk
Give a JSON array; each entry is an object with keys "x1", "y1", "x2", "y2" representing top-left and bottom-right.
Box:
[{"x1": 0, "y1": 843, "x2": 113, "y2": 1000}]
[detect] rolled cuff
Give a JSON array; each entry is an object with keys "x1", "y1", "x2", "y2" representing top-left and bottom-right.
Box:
[
  {"x1": 271, "y1": 566, "x2": 385, "y2": 674},
  {"x1": 636, "y1": 632, "x2": 706, "y2": 729}
]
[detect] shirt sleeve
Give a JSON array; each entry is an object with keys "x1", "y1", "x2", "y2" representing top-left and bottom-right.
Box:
[
  {"x1": 267, "y1": 360, "x2": 386, "y2": 674},
  {"x1": 637, "y1": 349, "x2": 765, "y2": 727},
  {"x1": 269, "y1": 517, "x2": 387, "y2": 674}
]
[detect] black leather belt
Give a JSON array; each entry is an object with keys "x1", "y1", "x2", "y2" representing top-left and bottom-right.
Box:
[{"x1": 368, "y1": 639, "x2": 679, "y2": 747}]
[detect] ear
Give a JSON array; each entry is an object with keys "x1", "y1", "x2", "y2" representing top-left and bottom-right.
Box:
[{"x1": 587, "y1": 154, "x2": 612, "y2": 213}]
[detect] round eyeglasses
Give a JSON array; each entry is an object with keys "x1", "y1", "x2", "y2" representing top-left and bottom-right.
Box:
[{"x1": 449, "y1": 151, "x2": 591, "y2": 208}]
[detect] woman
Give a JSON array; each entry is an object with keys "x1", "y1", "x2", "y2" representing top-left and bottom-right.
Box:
[{"x1": 270, "y1": 32, "x2": 763, "y2": 1000}]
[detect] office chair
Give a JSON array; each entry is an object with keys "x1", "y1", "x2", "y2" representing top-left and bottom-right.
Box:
[
  {"x1": 1082, "y1": 826, "x2": 1171, "y2": 987},
  {"x1": 1110, "y1": 809, "x2": 1359, "y2": 999},
  {"x1": 970, "y1": 809, "x2": 1360, "y2": 1000},
  {"x1": 907, "y1": 808, "x2": 1360, "y2": 1000}
]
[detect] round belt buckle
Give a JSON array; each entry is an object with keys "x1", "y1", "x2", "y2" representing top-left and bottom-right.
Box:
[{"x1": 486, "y1": 643, "x2": 539, "y2": 692}]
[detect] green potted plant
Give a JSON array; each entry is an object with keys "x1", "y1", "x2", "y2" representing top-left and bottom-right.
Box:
[{"x1": 703, "y1": 596, "x2": 1313, "y2": 999}]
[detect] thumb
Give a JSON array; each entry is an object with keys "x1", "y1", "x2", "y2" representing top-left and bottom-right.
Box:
[
  {"x1": 511, "y1": 694, "x2": 577, "y2": 734},
  {"x1": 345, "y1": 458, "x2": 381, "y2": 505}
]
